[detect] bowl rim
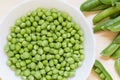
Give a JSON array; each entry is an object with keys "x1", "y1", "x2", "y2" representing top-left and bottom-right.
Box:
[{"x1": 0, "y1": 0, "x2": 96, "y2": 80}]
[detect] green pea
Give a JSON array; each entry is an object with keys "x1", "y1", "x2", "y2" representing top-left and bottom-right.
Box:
[
  {"x1": 45, "y1": 66, "x2": 51, "y2": 72},
  {"x1": 35, "y1": 16, "x2": 40, "y2": 21},
  {"x1": 23, "y1": 52, "x2": 30, "y2": 59},
  {"x1": 47, "y1": 71, "x2": 53, "y2": 75},
  {"x1": 33, "y1": 22, "x2": 38, "y2": 27},
  {"x1": 24, "y1": 69, "x2": 30, "y2": 76},
  {"x1": 46, "y1": 16, "x2": 53, "y2": 22},
  {"x1": 28, "y1": 75, "x2": 34, "y2": 80},
  {"x1": 34, "y1": 71, "x2": 41, "y2": 79},
  {"x1": 15, "y1": 69, "x2": 21, "y2": 76},
  {"x1": 38, "y1": 11, "x2": 43, "y2": 17},
  {"x1": 34, "y1": 45, "x2": 39, "y2": 50},
  {"x1": 26, "y1": 60, "x2": 31, "y2": 64},
  {"x1": 41, "y1": 54, "x2": 46, "y2": 60},
  {"x1": 64, "y1": 47, "x2": 71, "y2": 52},
  {"x1": 52, "y1": 74, "x2": 58, "y2": 79},
  {"x1": 59, "y1": 57, "x2": 64, "y2": 62},
  {"x1": 64, "y1": 71, "x2": 69, "y2": 77},
  {"x1": 54, "y1": 20, "x2": 59, "y2": 26},
  {"x1": 61, "y1": 61, "x2": 66, "y2": 67},
  {"x1": 46, "y1": 54, "x2": 53, "y2": 60},
  {"x1": 62, "y1": 22, "x2": 66, "y2": 27},
  {"x1": 69, "y1": 71, "x2": 75, "y2": 77},
  {"x1": 9, "y1": 44, "x2": 15, "y2": 50},
  {"x1": 51, "y1": 25, "x2": 55, "y2": 30},
  {"x1": 58, "y1": 76, "x2": 63, "y2": 80},
  {"x1": 80, "y1": 55, "x2": 84, "y2": 61},
  {"x1": 49, "y1": 60, "x2": 54, "y2": 67},
  {"x1": 46, "y1": 75, "x2": 52, "y2": 80},
  {"x1": 15, "y1": 27, "x2": 21, "y2": 33},
  {"x1": 35, "y1": 54, "x2": 41, "y2": 61},
  {"x1": 38, "y1": 48, "x2": 43, "y2": 55},
  {"x1": 7, "y1": 60, "x2": 12, "y2": 66},
  {"x1": 42, "y1": 40, "x2": 48, "y2": 46},
  {"x1": 20, "y1": 23, "x2": 26, "y2": 28},
  {"x1": 20, "y1": 61, "x2": 26, "y2": 67},
  {"x1": 53, "y1": 59, "x2": 57, "y2": 65},
  {"x1": 73, "y1": 44, "x2": 80, "y2": 50},
  {"x1": 40, "y1": 69, "x2": 46, "y2": 75},
  {"x1": 36, "y1": 26, "x2": 41, "y2": 32},
  {"x1": 30, "y1": 62, "x2": 36, "y2": 69},
  {"x1": 67, "y1": 58, "x2": 75, "y2": 64},
  {"x1": 100, "y1": 73, "x2": 106, "y2": 79},
  {"x1": 52, "y1": 13, "x2": 58, "y2": 19},
  {"x1": 15, "y1": 19, "x2": 22, "y2": 26}
]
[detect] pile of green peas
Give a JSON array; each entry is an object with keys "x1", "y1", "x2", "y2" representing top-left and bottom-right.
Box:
[{"x1": 4, "y1": 8, "x2": 84, "y2": 80}]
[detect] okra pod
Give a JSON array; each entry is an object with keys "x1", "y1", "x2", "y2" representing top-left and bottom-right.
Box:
[
  {"x1": 115, "y1": 58, "x2": 120, "y2": 76},
  {"x1": 93, "y1": 60, "x2": 113, "y2": 80},
  {"x1": 93, "y1": 6, "x2": 120, "y2": 24},
  {"x1": 111, "y1": 47, "x2": 120, "y2": 59},
  {"x1": 80, "y1": 0, "x2": 102, "y2": 11}
]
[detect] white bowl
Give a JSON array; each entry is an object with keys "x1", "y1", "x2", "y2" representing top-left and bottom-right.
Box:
[{"x1": 0, "y1": 0, "x2": 96, "y2": 80}]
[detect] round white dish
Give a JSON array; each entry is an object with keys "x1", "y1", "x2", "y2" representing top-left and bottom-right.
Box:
[{"x1": 0, "y1": 0, "x2": 96, "y2": 80}]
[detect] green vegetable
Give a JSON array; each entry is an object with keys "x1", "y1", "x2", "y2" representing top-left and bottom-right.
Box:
[
  {"x1": 93, "y1": 60, "x2": 113, "y2": 80},
  {"x1": 115, "y1": 58, "x2": 120, "y2": 76},
  {"x1": 111, "y1": 47, "x2": 120, "y2": 59},
  {"x1": 94, "y1": 16, "x2": 120, "y2": 32},
  {"x1": 93, "y1": 20, "x2": 110, "y2": 32},
  {"x1": 108, "y1": 21, "x2": 120, "y2": 32},
  {"x1": 101, "y1": 43, "x2": 119, "y2": 57},
  {"x1": 101, "y1": 33, "x2": 120, "y2": 57},
  {"x1": 80, "y1": 0, "x2": 102, "y2": 11},
  {"x1": 100, "y1": 0, "x2": 120, "y2": 6},
  {"x1": 4, "y1": 8, "x2": 84, "y2": 80},
  {"x1": 91, "y1": 5, "x2": 111, "y2": 11},
  {"x1": 93, "y1": 6, "x2": 120, "y2": 24},
  {"x1": 112, "y1": 33, "x2": 120, "y2": 44},
  {"x1": 110, "y1": 12, "x2": 120, "y2": 19},
  {"x1": 100, "y1": 0, "x2": 112, "y2": 5}
]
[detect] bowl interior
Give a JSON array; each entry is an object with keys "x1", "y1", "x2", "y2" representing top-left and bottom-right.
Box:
[{"x1": 0, "y1": 0, "x2": 95, "y2": 80}]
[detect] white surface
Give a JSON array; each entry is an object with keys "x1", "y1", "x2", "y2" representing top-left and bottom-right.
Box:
[{"x1": 0, "y1": 0, "x2": 95, "y2": 80}]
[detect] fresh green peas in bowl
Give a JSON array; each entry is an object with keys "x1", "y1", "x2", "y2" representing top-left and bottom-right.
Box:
[{"x1": 0, "y1": 0, "x2": 95, "y2": 80}]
